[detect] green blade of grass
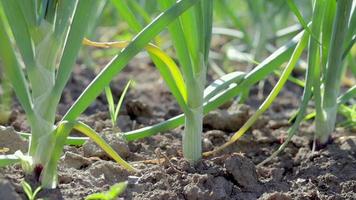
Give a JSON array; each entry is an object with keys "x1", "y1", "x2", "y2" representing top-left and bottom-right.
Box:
[
  {"x1": 123, "y1": 32, "x2": 303, "y2": 141},
  {"x1": 114, "y1": 80, "x2": 132, "y2": 120},
  {"x1": 85, "y1": 181, "x2": 128, "y2": 200},
  {"x1": 286, "y1": 0, "x2": 320, "y2": 45},
  {"x1": 21, "y1": 181, "x2": 33, "y2": 200},
  {"x1": 18, "y1": 132, "x2": 88, "y2": 146},
  {"x1": 127, "y1": 0, "x2": 151, "y2": 26},
  {"x1": 158, "y1": 0, "x2": 194, "y2": 82},
  {"x1": 317, "y1": 0, "x2": 353, "y2": 143},
  {"x1": 345, "y1": 2, "x2": 356, "y2": 47},
  {"x1": 72, "y1": 121, "x2": 136, "y2": 171},
  {"x1": 62, "y1": 0, "x2": 200, "y2": 122},
  {"x1": 216, "y1": 0, "x2": 251, "y2": 45},
  {"x1": 111, "y1": 0, "x2": 143, "y2": 33},
  {"x1": 83, "y1": 39, "x2": 189, "y2": 112},
  {"x1": 40, "y1": 120, "x2": 136, "y2": 188},
  {"x1": 321, "y1": 0, "x2": 336, "y2": 74},
  {"x1": 203, "y1": 71, "x2": 246, "y2": 101},
  {"x1": 52, "y1": 0, "x2": 106, "y2": 109},
  {"x1": 16, "y1": 0, "x2": 36, "y2": 27},
  {"x1": 310, "y1": 0, "x2": 326, "y2": 145},
  {"x1": 338, "y1": 86, "x2": 356, "y2": 105},
  {"x1": 273, "y1": 70, "x2": 305, "y2": 87},
  {"x1": 1, "y1": 0, "x2": 36, "y2": 70},
  {"x1": 0, "y1": 13, "x2": 34, "y2": 118},
  {"x1": 54, "y1": 0, "x2": 79, "y2": 39},
  {"x1": 0, "y1": 154, "x2": 20, "y2": 167},
  {"x1": 105, "y1": 86, "x2": 116, "y2": 125},
  {"x1": 204, "y1": 29, "x2": 309, "y2": 156},
  {"x1": 292, "y1": 85, "x2": 356, "y2": 122}
]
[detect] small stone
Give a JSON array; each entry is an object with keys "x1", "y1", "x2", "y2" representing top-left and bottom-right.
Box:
[
  {"x1": 62, "y1": 152, "x2": 91, "y2": 169},
  {"x1": 203, "y1": 138, "x2": 213, "y2": 151},
  {"x1": 0, "y1": 179, "x2": 21, "y2": 200}
]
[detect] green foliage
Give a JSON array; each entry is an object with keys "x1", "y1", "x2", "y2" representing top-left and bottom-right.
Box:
[
  {"x1": 0, "y1": 0, "x2": 354, "y2": 195},
  {"x1": 0, "y1": 0, "x2": 205, "y2": 189},
  {"x1": 85, "y1": 181, "x2": 127, "y2": 200},
  {"x1": 21, "y1": 181, "x2": 42, "y2": 200},
  {"x1": 105, "y1": 80, "x2": 132, "y2": 129}
]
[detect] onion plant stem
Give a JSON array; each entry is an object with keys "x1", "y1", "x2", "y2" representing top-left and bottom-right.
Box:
[{"x1": 316, "y1": 0, "x2": 352, "y2": 143}]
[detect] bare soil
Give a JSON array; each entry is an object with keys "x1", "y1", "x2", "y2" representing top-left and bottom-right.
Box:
[{"x1": 0, "y1": 58, "x2": 355, "y2": 200}]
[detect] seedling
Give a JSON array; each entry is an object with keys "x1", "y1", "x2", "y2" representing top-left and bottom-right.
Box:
[
  {"x1": 105, "y1": 80, "x2": 132, "y2": 130},
  {"x1": 85, "y1": 181, "x2": 127, "y2": 200},
  {"x1": 21, "y1": 180, "x2": 42, "y2": 200}
]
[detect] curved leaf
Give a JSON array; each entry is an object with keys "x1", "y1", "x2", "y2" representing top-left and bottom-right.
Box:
[
  {"x1": 73, "y1": 121, "x2": 136, "y2": 172},
  {"x1": 0, "y1": 154, "x2": 20, "y2": 167},
  {"x1": 204, "y1": 29, "x2": 309, "y2": 157},
  {"x1": 83, "y1": 38, "x2": 188, "y2": 112},
  {"x1": 123, "y1": 31, "x2": 302, "y2": 141},
  {"x1": 63, "y1": 0, "x2": 200, "y2": 122}
]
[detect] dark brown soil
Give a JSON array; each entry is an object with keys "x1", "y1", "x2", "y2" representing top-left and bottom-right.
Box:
[{"x1": 0, "y1": 58, "x2": 355, "y2": 200}]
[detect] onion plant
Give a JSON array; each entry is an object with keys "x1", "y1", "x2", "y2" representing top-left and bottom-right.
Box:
[
  {"x1": 92, "y1": 0, "x2": 213, "y2": 163},
  {"x1": 0, "y1": 0, "x2": 203, "y2": 188},
  {"x1": 157, "y1": 0, "x2": 214, "y2": 163},
  {"x1": 122, "y1": 0, "x2": 355, "y2": 162},
  {"x1": 0, "y1": 0, "x2": 134, "y2": 188},
  {"x1": 314, "y1": 0, "x2": 354, "y2": 144},
  {"x1": 206, "y1": 0, "x2": 356, "y2": 158}
]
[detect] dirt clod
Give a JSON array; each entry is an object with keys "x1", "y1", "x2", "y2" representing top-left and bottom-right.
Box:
[
  {"x1": 224, "y1": 154, "x2": 262, "y2": 191},
  {"x1": 126, "y1": 100, "x2": 152, "y2": 119}
]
